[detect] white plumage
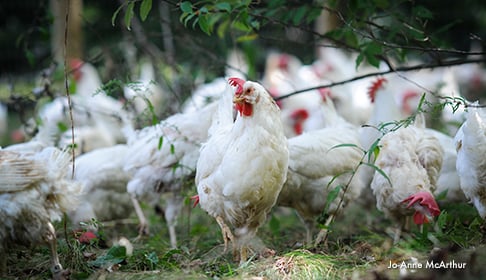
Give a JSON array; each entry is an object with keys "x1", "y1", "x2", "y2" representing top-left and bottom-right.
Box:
[
  {"x1": 69, "y1": 144, "x2": 132, "y2": 228},
  {"x1": 195, "y1": 78, "x2": 289, "y2": 264},
  {"x1": 370, "y1": 115, "x2": 443, "y2": 243},
  {"x1": 0, "y1": 147, "x2": 82, "y2": 279},
  {"x1": 455, "y1": 104, "x2": 486, "y2": 218},
  {"x1": 123, "y1": 100, "x2": 219, "y2": 248},
  {"x1": 427, "y1": 128, "x2": 465, "y2": 203}
]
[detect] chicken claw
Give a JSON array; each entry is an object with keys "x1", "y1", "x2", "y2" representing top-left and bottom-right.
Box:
[{"x1": 215, "y1": 216, "x2": 234, "y2": 253}]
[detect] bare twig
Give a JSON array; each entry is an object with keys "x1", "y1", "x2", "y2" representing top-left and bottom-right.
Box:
[{"x1": 63, "y1": 0, "x2": 75, "y2": 250}]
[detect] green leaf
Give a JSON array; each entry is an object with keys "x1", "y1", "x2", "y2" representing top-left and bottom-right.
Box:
[
  {"x1": 124, "y1": 1, "x2": 135, "y2": 30},
  {"x1": 25, "y1": 49, "x2": 35, "y2": 66},
  {"x1": 198, "y1": 14, "x2": 211, "y2": 35},
  {"x1": 89, "y1": 245, "x2": 127, "y2": 268},
  {"x1": 362, "y1": 162, "x2": 392, "y2": 187},
  {"x1": 158, "y1": 136, "x2": 164, "y2": 150},
  {"x1": 57, "y1": 122, "x2": 68, "y2": 133},
  {"x1": 324, "y1": 185, "x2": 341, "y2": 214},
  {"x1": 180, "y1": 1, "x2": 192, "y2": 13},
  {"x1": 236, "y1": 33, "x2": 258, "y2": 42},
  {"x1": 112, "y1": 4, "x2": 124, "y2": 27},
  {"x1": 199, "y1": 7, "x2": 209, "y2": 14},
  {"x1": 292, "y1": 6, "x2": 308, "y2": 25},
  {"x1": 306, "y1": 8, "x2": 322, "y2": 24},
  {"x1": 140, "y1": 0, "x2": 152, "y2": 21},
  {"x1": 362, "y1": 42, "x2": 382, "y2": 68},
  {"x1": 435, "y1": 189, "x2": 449, "y2": 201},
  {"x1": 217, "y1": 19, "x2": 230, "y2": 38},
  {"x1": 215, "y1": 2, "x2": 231, "y2": 12},
  {"x1": 170, "y1": 144, "x2": 175, "y2": 154},
  {"x1": 329, "y1": 143, "x2": 364, "y2": 153},
  {"x1": 355, "y1": 52, "x2": 365, "y2": 69}
]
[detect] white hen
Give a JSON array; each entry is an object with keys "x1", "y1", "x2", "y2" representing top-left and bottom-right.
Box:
[
  {"x1": 455, "y1": 103, "x2": 486, "y2": 218},
  {"x1": 370, "y1": 115, "x2": 443, "y2": 243},
  {"x1": 0, "y1": 147, "x2": 82, "y2": 279},
  {"x1": 123, "y1": 100, "x2": 219, "y2": 248},
  {"x1": 195, "y1": 78, "x2": 289, "y2": 264}
]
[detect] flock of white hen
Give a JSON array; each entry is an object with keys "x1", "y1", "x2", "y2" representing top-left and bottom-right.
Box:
[{"x1": 1, "y1": 47, "x2": 485, "y2": 278}]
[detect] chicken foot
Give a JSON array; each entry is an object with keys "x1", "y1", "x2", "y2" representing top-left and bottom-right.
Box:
[
  {"x1": 131, "y1": 195, "x2": 150, "y2": 238},
  {"x1": 215, "y1": 216, "x2": 235, "y2": 254},
  {"x1": 44, "y1": 222, "x2": 70, "y2": 280}
]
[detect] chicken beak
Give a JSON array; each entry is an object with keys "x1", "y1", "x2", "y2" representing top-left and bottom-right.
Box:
[{"x1": 233, "y1": 95, "x2": 246, "y2": 104}]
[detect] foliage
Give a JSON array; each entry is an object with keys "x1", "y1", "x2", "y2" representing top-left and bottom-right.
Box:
[{"x1": 112, "y1": 0, "x2": 153, "y2": 30}]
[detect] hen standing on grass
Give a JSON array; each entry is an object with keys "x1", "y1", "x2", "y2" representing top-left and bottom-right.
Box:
[
  {"x1": 455, "y1": 103, "x2": 486, "y2": 219},
  {"x1": 195, "y1": 78, "x2": 289, "y2": 264},
  {"x1": 370, "y1": 115, "x2": 443, "y2": 244},
  {"x1": 0, "y1": 147, "x2": 82, "y2": 279}
]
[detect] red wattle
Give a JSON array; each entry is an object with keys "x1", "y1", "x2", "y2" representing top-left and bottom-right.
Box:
[
  {"x1": 236, "y1": 102, "x2": 253, "y2": 116},
  {"x1": 413, "y1": 211, "x2": 428, "y2": 225}
]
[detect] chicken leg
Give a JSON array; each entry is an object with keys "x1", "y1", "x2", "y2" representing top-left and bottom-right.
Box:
[
  {"x1": 215, "y1": 216, "x2": 234, "y2": 253},
  {"x1": 131, "y1": 195, "x2": 150, "y2": 238},
  {"x1": 44, "y1": 222, "x2": 70, "y2": 280},
  {"x1": 163, "y1": 192, "x2": 183, "y2": 248}
]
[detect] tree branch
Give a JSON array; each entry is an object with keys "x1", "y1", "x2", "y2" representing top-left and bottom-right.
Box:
[{"x1": 274, "y1": 57, "x2": 486, "y2": 101}]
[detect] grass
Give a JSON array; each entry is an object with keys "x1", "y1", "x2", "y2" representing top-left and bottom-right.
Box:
[{"x1": 3, "y1": 194, "x2": 486, "y2": 280}]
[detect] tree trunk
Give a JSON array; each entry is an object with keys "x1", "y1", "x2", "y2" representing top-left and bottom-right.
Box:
[{"x1": 50, "y1": 0, "x2": 83, "y2": 63}]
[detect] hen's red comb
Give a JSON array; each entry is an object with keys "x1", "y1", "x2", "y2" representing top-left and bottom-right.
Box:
[
  {"x1": 367, "y1": 77, "x2": 387, "y2": 103},
  {"x1": 228, "y1": 77, "x2": 245, "y2": 95},
  {"x1": 402, "y1": 191, "x2": 440, "y2": 224},
  {"x1": 290, "y1": 108, "x2": 309, "y2": 120},
  {"x1": 278, "y1": 54, "x2": 290, "y2": 69},
  {"x1": 69, "y1": 58, "x2": 84, "y2": 81}
]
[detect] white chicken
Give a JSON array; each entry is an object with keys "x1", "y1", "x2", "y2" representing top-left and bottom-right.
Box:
[
  {"x1": 455, "y1": 103, "x2": 486, "y2": 219},
  {"x1": 181, "y1": 77, "x2": 229, "y2": 114},
  {"x1": 370, "y1": 115, "x2": 443, "y2": 243},
  {"x1": 277, "y1": 114, "x2": 368, "y2": 245},
  {"x1": 427, "y1": 128, "x2": 465, "y2": 203},
  {"x1": 123, "y1": 61, "x2": 167, "y2": 117},
  {"x1": 0, "y1": 147, "x2": 82, "y2": 279},
  {"x1": 123, "y1": 100, "x2": 219, "y2": 248},
  {"x1": 66, "y1": 59, "x2": 130, "y2": 144},
  {"x1": 69, "y1": 144, "x2": 132, "y2": 229},
  {"x1": 260, "y1": 51, "x2": 332, "y2": 137},
  {"x1": 195, "y1": 78, "x2": 289, "y2": 264}
]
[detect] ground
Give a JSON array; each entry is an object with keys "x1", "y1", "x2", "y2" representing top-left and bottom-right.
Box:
[{"x1": 3, "y1": 191, "x2": 486, "y2": 280}]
